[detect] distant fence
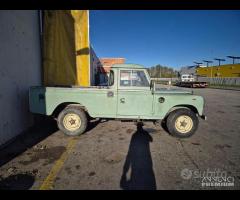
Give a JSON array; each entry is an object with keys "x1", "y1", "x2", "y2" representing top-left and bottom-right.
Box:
[
  {"x1": 151, "y1": 77, "x2": 240, "y2": 86},
  {"x1": 197, "y1": 77, "x2": 240, "y2": 86}
]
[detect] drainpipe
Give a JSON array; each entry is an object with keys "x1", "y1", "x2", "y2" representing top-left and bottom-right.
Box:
[{"x1": 39, "y1": 10, "x2": 44, "y2": 85}]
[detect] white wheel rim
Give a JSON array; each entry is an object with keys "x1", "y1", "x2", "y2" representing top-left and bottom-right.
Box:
[
  {"x1": 63, "y1": 113, "x2": 81, "y2": 131},
  {"x1": 175, "y1": 115, "x2": 193, "y2": 134}
]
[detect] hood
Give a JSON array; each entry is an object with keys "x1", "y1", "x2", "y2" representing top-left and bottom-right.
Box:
[{"x1": 154, "y1": 87, "x2": 192, "y2": 95}]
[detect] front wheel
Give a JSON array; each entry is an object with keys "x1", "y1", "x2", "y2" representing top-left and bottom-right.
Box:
[
  {"x1": 57, "y1": 107, "x2": 88, "y2": 136},
  {"x1": 166, "y1": 109, "x2": 199, "y2": 138}
]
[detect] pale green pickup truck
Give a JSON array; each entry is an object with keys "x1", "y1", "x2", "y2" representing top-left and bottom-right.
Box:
[{"x1": 29, "y1": 64, "x2": 206, "y2": 138}]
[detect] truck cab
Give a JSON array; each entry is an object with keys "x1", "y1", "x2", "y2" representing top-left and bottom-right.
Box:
[
  {"x1": 176, "y1": 73, "x2": 208, "y2": 88},
  {"x1": 180, "y1": 74, "x2": 195, "y2": 82},
  {"x1": 29, "y1": 64, "x2": 206, "y2": 138},
  {"x1": 109, "y1": 64, "x2": 153, "y2": 117}
]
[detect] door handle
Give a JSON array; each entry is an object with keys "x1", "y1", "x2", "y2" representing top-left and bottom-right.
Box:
[{"x1": 120, "y1": 98, "x2": 125, "y2": 103}]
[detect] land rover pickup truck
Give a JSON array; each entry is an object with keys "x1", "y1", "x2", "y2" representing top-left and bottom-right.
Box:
[{"x1": 29, "y1": 64, "x2": 206, "y2": 138}]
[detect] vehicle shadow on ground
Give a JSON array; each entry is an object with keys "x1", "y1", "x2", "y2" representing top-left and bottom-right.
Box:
[
  {"x1": 161, "y1": 120, "x2": 169, "y2": 133},
  {"x1": 120, "y1": 123, "x2": 156, "y2": 190},
  {"x1": 0, "y1": 173, "x2": 35, "y2": 190},
  {"x1": 0, "y1": 117, "x2": 105, "y2": 167},
  {"x1": 0, "y1": 117, "x2": 59, "y2": 167},
  {"x1": 85, "y1": 118, "x2": 104, "y2": 133}
]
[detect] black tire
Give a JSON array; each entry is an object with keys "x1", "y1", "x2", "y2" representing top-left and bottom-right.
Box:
[
  {"x1": 166, "y1": 108, "x2": 199, "y2": 138},
  {"x1": 57, "y1": 107, "x2": 88, "y2": 136}
]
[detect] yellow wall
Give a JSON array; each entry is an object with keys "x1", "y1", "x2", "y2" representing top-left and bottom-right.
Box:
[
  {"x1": 43, "y1": 10, "x2": 90, "y2": 86},
  {"x1": 71, "y1": 10, "x2": 90, "y2": 86},
  {"x1": 196, "y1": 64, "x2": 240, "y2": 77}
]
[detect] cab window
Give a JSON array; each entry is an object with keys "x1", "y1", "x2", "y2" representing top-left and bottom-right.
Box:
[
  {"x1": 120, "y1": 70, "x2": 149, "y2": 87},
  {"x1": 132, "y1": 70, "x2": 149, "y2": 87},
  {"x1": 120, "y1": 70, "x2": 131, "y2": 86}
]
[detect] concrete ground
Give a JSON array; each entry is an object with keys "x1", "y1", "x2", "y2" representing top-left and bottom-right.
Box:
[{"x1": 0, "y1": 87, "x2": 240, "y2": 190}]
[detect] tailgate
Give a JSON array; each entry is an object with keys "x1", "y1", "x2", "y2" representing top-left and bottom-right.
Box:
[{"x1": 29, "y1": 86, "x2": 46, "y2": 114}]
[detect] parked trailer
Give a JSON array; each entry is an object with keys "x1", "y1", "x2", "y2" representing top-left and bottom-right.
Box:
[
  {"x1": 175, "y1": 74, "x2": 208, "y2": 88},
  {"x1": 176, "y1": 81, "x2": 208, "y2": 88}
]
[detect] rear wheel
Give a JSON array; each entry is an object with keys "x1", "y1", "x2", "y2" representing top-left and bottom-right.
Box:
[
  {"x1": 166, "y1": 109, "x2": 199, "y2": 138},
  {"x1": 57, "y1": 107, "x2": 88, "y2": 136}
]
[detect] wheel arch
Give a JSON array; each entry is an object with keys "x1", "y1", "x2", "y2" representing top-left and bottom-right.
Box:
[
  {"x1": 164, "y1": 104, "x2": 199, "y2": 120},
  {"x1": 52, "y1": 102, "x2": 90, "y2": 119}
]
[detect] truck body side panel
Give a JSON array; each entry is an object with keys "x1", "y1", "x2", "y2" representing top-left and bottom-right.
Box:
[
  {"x1": 29, "y1": 87, "x2": 118, "y2": 118},
  {"x1": 153, "y1": 94, "x2": 204, "y2": 118}
]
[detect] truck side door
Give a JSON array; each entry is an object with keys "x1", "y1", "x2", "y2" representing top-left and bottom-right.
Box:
[
  {"x1": 117, "y1": 69, "x2": 153, "y2": 118},
  {"x1": 91, "y1": 70, "x2": 117, "y2": 118}
]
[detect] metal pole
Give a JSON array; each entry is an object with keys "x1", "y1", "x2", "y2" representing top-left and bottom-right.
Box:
[{"x1": 39, "y1": 10, "x2": 44, "y2": 85}]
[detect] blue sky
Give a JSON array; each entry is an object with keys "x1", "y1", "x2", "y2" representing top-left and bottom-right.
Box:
[{"x1": 89, "y1": 10, "x2": 240, "y2": 69}]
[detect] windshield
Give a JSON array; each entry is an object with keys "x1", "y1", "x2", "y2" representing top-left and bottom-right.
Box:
[{"x1": 182, "y1": 75, "x2": 192, "y2": 79}]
